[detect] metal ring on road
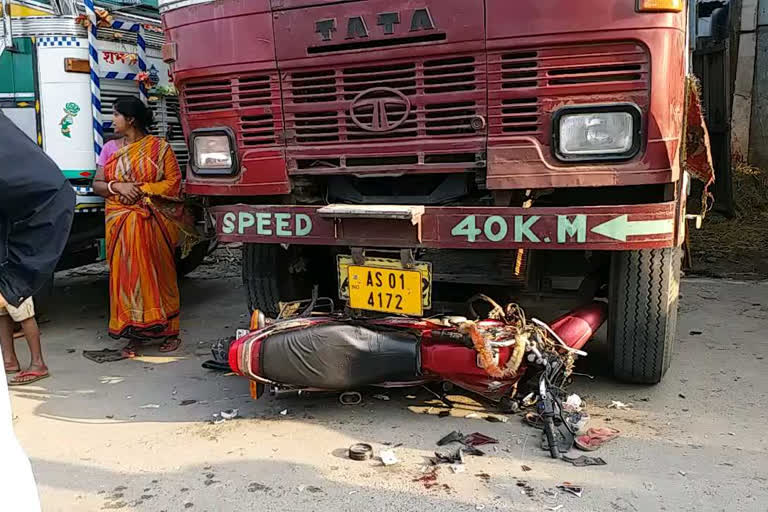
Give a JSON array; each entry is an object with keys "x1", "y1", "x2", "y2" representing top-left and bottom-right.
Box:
[{"x1": 348, "y1": 443, "x2": 373, "y2": 461}]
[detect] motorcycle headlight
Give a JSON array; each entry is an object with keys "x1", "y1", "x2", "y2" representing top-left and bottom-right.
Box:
[
  {"x1": 191, "y1": 128, "x2": 238, "y2": 176},
  {"x1": 554, "y1": 105, "x2": 641, "y2": 162}
]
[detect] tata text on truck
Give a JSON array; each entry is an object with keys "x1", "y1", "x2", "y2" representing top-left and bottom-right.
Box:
[
  {"x1": 161, "y1": 0, "x2": 697, "y2": 384},
  {"x1": 0, "y1": 0, "x2": 194, "y2": 276}
]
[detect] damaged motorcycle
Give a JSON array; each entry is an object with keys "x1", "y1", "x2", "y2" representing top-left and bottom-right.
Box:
[{"x1": 214, "y1": 294, "x2": 607, "y2": 458}]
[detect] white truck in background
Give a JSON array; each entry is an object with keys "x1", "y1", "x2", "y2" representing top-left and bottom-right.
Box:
[{"x1": 0, "y1": 0, "x2": 199, "y2": 288}]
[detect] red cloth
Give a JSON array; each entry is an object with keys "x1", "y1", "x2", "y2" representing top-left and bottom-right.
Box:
[{"x1": 684, "y1": 76, "x2": 715, "y2": 212}]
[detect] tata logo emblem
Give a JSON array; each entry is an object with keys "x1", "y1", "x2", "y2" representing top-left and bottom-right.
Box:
[
  {"x1": 349, "y1": 87, "x2": 411, "y2": 132},
  {"x1": 316, "y1": 8, "x2": 436, "y2": 42}
]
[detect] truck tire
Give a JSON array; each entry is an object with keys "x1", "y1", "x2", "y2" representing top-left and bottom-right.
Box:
[
  {"x1": 609, "y1": 247, "x2": 682, "y2": 384},
  {"x1": 242, "y1": 244, "x2": 316, "y2": 316}
]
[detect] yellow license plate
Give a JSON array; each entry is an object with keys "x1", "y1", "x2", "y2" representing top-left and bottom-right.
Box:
[{"x1": 347, "y1": 265, "x2": 423, "y2": 315}]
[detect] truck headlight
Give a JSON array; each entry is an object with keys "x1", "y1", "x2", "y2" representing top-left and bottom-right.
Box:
[
  {"x1": 191, "y1": 128, "x2": 238, "y2": 176},
  {"x1": 553, "y1": 105, "x2": 641, "y2": 162}
]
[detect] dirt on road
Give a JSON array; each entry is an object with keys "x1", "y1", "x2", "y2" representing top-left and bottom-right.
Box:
[{"x1": 7, "y1": 263, "x2": 768, "y2": 512}]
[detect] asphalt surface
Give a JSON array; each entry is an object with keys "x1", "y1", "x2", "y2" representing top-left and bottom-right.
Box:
[{"x1": 7, "y1": 261, "x2": 768, "y2": 511}]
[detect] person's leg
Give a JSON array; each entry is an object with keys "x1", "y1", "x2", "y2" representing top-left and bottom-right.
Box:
[
  {"x1": 8, "y1": 300, "x2": 48, "y2": 385},
  {"x1": 19, "y1": 317, "x2": 45, "y2": 372},
  {"x1": 0, "y1": 313, "x2": 20, "y2": 373}
]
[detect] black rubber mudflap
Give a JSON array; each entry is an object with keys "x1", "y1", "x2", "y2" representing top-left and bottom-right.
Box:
[
  {"x1": 242, "y1": 244, "x2": 282, "y2": 316},
  {"x1": 609, "y1": 247, "x2": 682, "y2": 384}
]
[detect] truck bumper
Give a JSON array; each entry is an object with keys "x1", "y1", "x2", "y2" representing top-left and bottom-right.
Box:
[{"x1": 212, "y1": 202, "x2": 680, "y2": 251}]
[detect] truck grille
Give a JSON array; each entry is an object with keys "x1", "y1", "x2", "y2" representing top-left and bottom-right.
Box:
[
  {"x1": 284, "y1": 54, "x2": 486, "y2": 145},
  {"x1": 180, "y1": 73, "x2": 280, "y2": 148},
  {"x1": 488, "y1": 42, "x2": 650, "y2": 138}
]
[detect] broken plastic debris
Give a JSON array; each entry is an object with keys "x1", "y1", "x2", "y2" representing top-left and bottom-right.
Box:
[
  {"x1": 463, "y1": 432, "x2": 498, "y2": 447},
  {"x1": 547, "y1": 506, "x2": 564, "y2": 511},
  {"x1": 608, "y1": 400, "x2": 633, "y2": 410},
  {"x1": 465, "y1": 413, "x2": 481, "y2": 419},
  {"x1": 140, "y1": 404, "x2": 160, "y2": 409},
  {"x1": 280, "y1": 409, "x2": 288, "y2": 416},
  {"x1": 562, "y1": 455, "x2": 606, "y2": 467},
  {"x1": 220, "y1": 409, "x2": 239, "y2": 420},
  {"x1": 437, "y1": 431, "x2": 464, "y2": 446},
  {"x1": 372, "y1": 394, "x2": 391, "y2": 401},
  {"x1": 678, "y1": 470, "x2": 687, "y2": 476},
  {"x1": 484, "y1": 415, "x2": 508, "y2": 423},
  {"x1": 450, "y1": 464, "x2": 465, "y2": 474},
  {"x1": 566, "y1": 411, "x2": 590, "y2": 435},
  {"x1": 435, "y1": 446, "x2": 468, "y2": 464},
  {"x1": 564, "y1": 394, "x2": 583, "y2": 412},
  {"x1": 380, "y1": 449, "x2": 399, "y2": 466},
  {"x1": 557, "y1": 483, "x2": 583, "y2": 497}
]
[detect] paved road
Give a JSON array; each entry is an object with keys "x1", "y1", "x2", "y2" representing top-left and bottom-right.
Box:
[{"x1": 7, "y1": 266, "x2": 768, "y2": 511}]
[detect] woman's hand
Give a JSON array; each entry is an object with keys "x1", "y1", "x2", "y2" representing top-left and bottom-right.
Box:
[{"x1": 113, "y1": 182, "x2": 144, "y2": 204}]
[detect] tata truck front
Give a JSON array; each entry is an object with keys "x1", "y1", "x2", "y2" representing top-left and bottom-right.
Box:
[{"x1": 161, "y1": 0, "x2": 690, "y2": 384}]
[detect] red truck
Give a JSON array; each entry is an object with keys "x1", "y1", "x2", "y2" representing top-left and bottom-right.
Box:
[{"x1": 160, "y1": 0, "x2": 692, "y2": 384}]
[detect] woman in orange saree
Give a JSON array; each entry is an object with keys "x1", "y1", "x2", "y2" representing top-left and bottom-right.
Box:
[{"x1": 94, "y1": 97, "x2": 194, "y2": 357}]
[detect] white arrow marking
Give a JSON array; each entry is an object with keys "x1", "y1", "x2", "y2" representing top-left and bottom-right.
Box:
[{"x1": 591, "y1": 215, "x2": 674, "y2": 242}]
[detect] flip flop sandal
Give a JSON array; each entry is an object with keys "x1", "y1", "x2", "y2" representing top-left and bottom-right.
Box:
[
  {"x1": 575, "y1": 427, "x2": 621, "y2": 451},
  {"x1": 159, "y1": 338, "x2": 182, "y2": 353},
  {"x1": 9, "y1": 370, "x2": 50, "y2": 386}
]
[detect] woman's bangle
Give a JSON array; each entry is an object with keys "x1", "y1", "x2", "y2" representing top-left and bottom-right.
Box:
[{"x1": 107, "y1": 181, "x2": 117, "y2": 195}]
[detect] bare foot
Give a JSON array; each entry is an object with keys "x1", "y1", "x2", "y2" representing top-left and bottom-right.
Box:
[{"x1": 4, "y1": 359, "x2": 20, "y2": 374}]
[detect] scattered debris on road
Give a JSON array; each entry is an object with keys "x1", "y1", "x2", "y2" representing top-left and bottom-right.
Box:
[
  {"x1": 562, "y1": 455, "x2": 607, "y2": 467},
  {"x1": 83, "y1": 349, "x2": 126, "y2": 363},
  {"x1": 380, "y1": 449, "x2": 399, "y2": 466},
  {"x1": 220, "y1": 409, "x2": 239, "y2": 420},
  {"x1": 564, "y1": 394, "x2": 583, "y2": 412},
  {"x1": 372, "y1": 394, "x2": 390, "y2": 401},
  {"x1": 348, "y1": 443, "x2": 373, "y2": 461},
  {"x1": 463, "y1": 432, "x2": 499, "y2": 447},
  {"x1": 557, "y1": 483, "x2": 584, "y2": 497},
  {"x1": 608, "y1": 400, "x2": 633, "y2": 410}
]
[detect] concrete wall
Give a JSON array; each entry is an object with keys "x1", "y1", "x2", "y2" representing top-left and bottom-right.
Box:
[{"x1": 732, "y1": 0, "x2": 759, "y2": 159}]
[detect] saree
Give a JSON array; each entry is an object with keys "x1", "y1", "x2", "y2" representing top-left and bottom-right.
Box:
[{"x1": 103, "y1": 135, "x2": 194, "y2": 340}]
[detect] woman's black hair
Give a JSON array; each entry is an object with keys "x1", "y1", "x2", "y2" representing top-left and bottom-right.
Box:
[{"x1": 113, "y1": 96, "x2": 154, "y2": 133}]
